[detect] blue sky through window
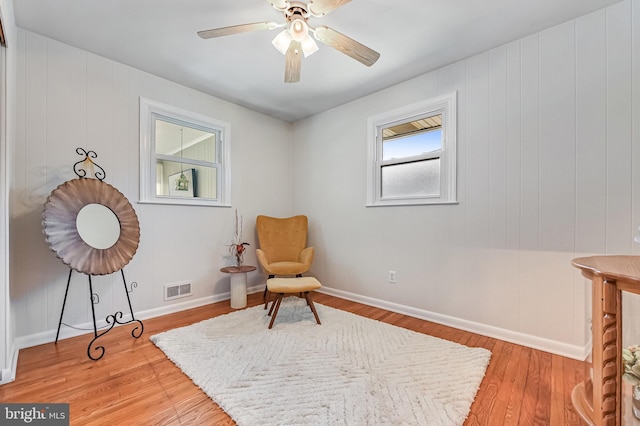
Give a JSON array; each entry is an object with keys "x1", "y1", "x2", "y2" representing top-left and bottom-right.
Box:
[{"x1": 382, "y1": 129, "x2": 442, "y2": 161}]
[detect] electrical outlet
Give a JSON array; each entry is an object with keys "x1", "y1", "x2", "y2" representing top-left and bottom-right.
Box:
[{"x1": 388, "y1": 271, "x2": 396, "y2": 283}]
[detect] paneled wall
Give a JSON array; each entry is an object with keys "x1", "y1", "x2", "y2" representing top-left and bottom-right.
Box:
[
  {"x1": 10, "y1": 1, "x2": 640, "y2": 362},
  {"x1": 0, "y1": 0, "x2": 18, "y2": 382},
  {"x1": 11, "y1": 30, "x2": 293, "y2": 342},
  {"x1": 293, "y1": 0, "x2": 640, "y2": 358}
]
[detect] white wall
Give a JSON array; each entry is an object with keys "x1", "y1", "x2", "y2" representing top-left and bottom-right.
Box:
[
  {"x1": 8, "y1": 0, "x2": 640, "y2": 368},
  {"x1": 0, "y1": 0, "x2": 16, "y2": 384},
  {"x1": 293, "y1": 0, "x2": 640, "y2": 359},
  {"x1": 11, "y1": 30, "x2": 293, "y2": 346}
]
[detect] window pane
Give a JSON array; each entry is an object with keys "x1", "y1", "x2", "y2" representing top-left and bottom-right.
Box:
[
  {"x1": 383, "y1": 128, "x2": 441, "y2": 160},
  {"x1": 156, "y1": 159, "x2": 217, "y2": 199},
  {"x1": 155, "y1": 119, "x2": 216, "y2": 163},
  {"x1": 192, "y1": 165, "x2": 217, "y2": 199},
  {"x1": 367, "y1": 92, "x2": 456, "y2": 206},
  {"x1": 381, "y1": 158, "x2": 440, "y2": 198},
  {"x1": 382, "y1": 114, "x2": 442, "y2": 161},
  {"x1": 140, "y1": 98, "x2": 230, "y2": 206}
]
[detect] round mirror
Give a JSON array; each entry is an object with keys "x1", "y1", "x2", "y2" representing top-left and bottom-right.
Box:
[
  {"x1": 43, "y1": 178, "x2": 140, "y2": 275},
  {"x1": 76, "y1": 203, "x2": 121, "y2": 249}
]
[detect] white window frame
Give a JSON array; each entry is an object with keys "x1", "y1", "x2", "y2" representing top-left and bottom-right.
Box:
[
  {"x1": 366, "y1": 92, "x2": 457, "y2": 206},
  {"x1": 139, "y1": 98, "x2": 231, "y2": 207}
]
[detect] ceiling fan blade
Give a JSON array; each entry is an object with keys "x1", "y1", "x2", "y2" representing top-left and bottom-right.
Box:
[
  {"x1": 284, "y1": 41, "x2": 302, "y2": 83},
  {"x1": 308, "y1": 0, "x2": 352, "y2": 16},
  {"x1": 313, "y1": 26, "x2": 380, "y2": 67},
  {"x1": 198, "y1": 22, "x2": 278, "y2": 39},
  {"x1": 265, "y1": 0, "x2": 290, "y2": 11}
]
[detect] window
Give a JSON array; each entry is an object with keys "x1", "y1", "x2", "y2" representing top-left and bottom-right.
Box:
[
  {"x1": 139, "y1": 98, "x2": 231, "y2": 206},
  {"x1": 366, "y1": 92, "x2": 457, "y2": 206}
]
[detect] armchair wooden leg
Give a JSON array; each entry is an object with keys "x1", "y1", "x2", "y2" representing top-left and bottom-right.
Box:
[
  {"x1": 264, "y1": 291, "x2": 272, "y2": 310},
  {"x1": 268, "y1": 294, "x2": 284, "y2": 329},
  {"x1": 304, "y1": 292, "x2": 321, "y2": 325},
  {"x1": 263, "y1": 275, "x2": 274, "y2": 309},
  {"x1": 268, "y1": 294, "x2": 280, "y2": 316}
]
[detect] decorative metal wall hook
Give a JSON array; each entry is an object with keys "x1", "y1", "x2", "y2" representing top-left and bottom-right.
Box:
[
  {"x1": 127, "y1": 281, "x2": 138, "y2": 293},
  {"x1": 73, "y1": 148, "x2": 106, "y2": 181}
]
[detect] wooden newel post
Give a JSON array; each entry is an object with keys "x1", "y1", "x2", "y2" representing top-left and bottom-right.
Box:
[
  {"x1": 571, "y1": 256, "x2": 640, "y2": 426},
  {"x1": 593, "y1": 277, "x2": 621, "y2": 424}
]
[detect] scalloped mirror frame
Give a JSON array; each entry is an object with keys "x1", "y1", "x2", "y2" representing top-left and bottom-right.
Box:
[{"x1": 42, "y1": 178, "x2": 140, "y2": 275}]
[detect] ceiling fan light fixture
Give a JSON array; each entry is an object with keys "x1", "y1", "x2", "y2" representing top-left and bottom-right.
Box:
[
  {"x1": 272, "y1": 26, "x2": 318, "y2": 57},
  {"x1": 289, "y1": 16, "x2": 317, "y2": 56},
  {"x1": 199, "y1": 0, "x2": 379, "y2": 83},
  {"x1": 289, "y1": 18, "x2": 308, "y2": 42},
  {"x1": 300, "y1": 35, "x2": 319, "y2": 57},
  {"x1": 272, "y1": 30, "x2": 293, "y2": 55}
]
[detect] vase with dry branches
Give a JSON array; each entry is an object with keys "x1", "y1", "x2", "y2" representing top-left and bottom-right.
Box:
[{"x1": 228, "y1": 210, "x2": 249, "y2": 267}]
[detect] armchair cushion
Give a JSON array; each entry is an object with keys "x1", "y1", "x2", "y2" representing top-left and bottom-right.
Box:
[
  {"x1": 256, "y1": 248, "x2": 315, "y2": 275},
  {"x1": 256, "y1": 215, "x2": 314, "y2": 276}
]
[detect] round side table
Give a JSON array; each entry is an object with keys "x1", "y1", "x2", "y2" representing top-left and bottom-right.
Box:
[{"x1": 220, "y1": 265, "x2": 256, "y2": 309}]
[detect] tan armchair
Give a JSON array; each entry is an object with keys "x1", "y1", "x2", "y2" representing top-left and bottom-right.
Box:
[{"x1": 255, "y1": 215, "x2": 314, "y2": 299}]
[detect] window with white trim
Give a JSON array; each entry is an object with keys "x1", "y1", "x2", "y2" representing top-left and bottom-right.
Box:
[
  {"x1": 139, "y1": 98, "x2": 231, "y2": 207},
  {"x1": 367, "y1": 92, "x2": 457, "y2": 206}
]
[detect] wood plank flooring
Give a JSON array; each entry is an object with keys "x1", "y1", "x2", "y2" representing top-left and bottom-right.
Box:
[{"x1": 0, "y1": 292, "x2": 587, "y2": 425}]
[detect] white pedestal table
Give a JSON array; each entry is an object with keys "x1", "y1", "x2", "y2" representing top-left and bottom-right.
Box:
[{"x1": 220, "y1": 265, "x2": 256, "y2": 309}]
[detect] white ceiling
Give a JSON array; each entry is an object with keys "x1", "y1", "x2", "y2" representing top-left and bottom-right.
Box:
[{"x1": 14, "y1": 0, "x2": 621, "y2": 122}]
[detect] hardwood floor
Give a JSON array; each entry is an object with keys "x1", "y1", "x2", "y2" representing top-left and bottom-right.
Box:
[{"x1": 0, "y1": 292, "x2": 587, "y2": 425}]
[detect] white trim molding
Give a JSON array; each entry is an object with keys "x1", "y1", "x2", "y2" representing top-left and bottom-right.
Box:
[
  {"x1": 139, "y1": 97, "x2": 232, "y2": 207},
  {"x1": 0, "y1": 29, "x2": 10, "y2": 385},
  {"x1": 366, "y1": 92, "x2": 458, "y2": 207},
  {"x1": 318, "y1": 286, "x2": 590, "y2": 361},
  {"x1": 12, "y1": 284, "x2": 266, "y2": 353}
]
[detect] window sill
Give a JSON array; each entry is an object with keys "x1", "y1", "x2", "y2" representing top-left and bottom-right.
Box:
[
  {"x1": 366, "y1": 200, "x2": 459, "y2": 207},
  {"x1": 138, "y1": 198, "x2": 232, "y2": 208}
]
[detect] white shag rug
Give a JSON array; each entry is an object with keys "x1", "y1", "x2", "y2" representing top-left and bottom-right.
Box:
[{"x1": 151, "y1": 298, "x2": 491, "y2": 426}]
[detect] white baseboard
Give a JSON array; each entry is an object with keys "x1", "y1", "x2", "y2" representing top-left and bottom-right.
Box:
[
  {"x1": 13, "y1": 284, "x2": 266, "y2": 352},
  {"x1": 0, "y1": 342, "x2": 18, "y2": 385},
  {"x1": 318, "y1": 286, "x2": 590, "y2": 361}
]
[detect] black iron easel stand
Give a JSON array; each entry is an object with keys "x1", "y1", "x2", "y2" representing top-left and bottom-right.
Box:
[{"x1": 55, "y1": 269, "x2": 144, "y2": 361}]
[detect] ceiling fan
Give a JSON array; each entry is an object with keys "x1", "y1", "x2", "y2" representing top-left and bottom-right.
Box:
[{"x1": 197, "y1": 0, "x2": 380, "y2": 83}]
